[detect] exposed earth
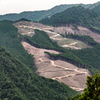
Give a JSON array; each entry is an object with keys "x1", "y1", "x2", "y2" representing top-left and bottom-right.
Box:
[
  {"x1": 22, "y1": 41, "x2": 91, "y2": 93},
  {"x1": 14, "y1": 21, "x2": 99, "y2": 93},
  {"x1": 14, "y1": 21, "x2": 93, "y2": 49},
  {"x1": 14, "y1": 21, "x2": 100, "y2": 44}
]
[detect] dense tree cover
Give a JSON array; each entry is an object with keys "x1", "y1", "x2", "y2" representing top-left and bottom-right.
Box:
[
  {"x1": 0, "y1": 20, "x2": 34, "y2": 70},
  {"x1": 67, "y1": 94, "x2": 81, "y2": 100},
  {"x1": 0, "y1": 2, "x2": 100, "y2": 22},
  {"x1": 13, "y1": 18, "x2": 31, "y2": 23},
  {"x1": 0, "y1": 4, "x2": 90, "y2": 21},
  {"x1": 19, "y1": 28, "x2": 100, "y2": 74},
  {"x1": 40, "y1": 6, "x2": 100, "y2": 33},
  {"x1": 45, "y1": 51, "x2": 92, "y2": 71},
  {"x1": 91, "y1": 1, "x2": 100, "y2": 15},
  {"x1": 63, "y1": 34, "x2": 100, "y2": 73},
  {"x1": 40, "y1": 6, "x2": 97, "y2": 26},
  {"x1": 0, "y1": 45, "x2": 79, "y2": 100},
  {"x1": 79, "y1": 72, "x2": 100, "y2": 100},
  {"x1": 61, "y1": 33, "x2": 98, "y2": 46},
  {"x1": 20, "y1": 29, "x2": 66, "y2": 52}
]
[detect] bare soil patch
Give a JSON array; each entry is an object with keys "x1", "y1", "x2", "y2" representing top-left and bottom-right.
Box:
[
  {"x1": 21, "y1": 41, "x2": 91, "y2": 93},
  {"x1": 14, "y1": 21, "x2": 92, "y2": 49},
  {"x1": 14, "y1": 21, "x2": 95, "y2": 93}
]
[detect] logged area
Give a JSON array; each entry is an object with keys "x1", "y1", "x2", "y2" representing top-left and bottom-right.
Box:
[
  {"x1": 14, "y1": 21, "x2": 95, "y2": 93},
  {"x1": 14, "y1": 21, "x2": 93, "y2": 50},
  {"x1": 22, "y1": 41, "x2": 91, "y2": 93}
]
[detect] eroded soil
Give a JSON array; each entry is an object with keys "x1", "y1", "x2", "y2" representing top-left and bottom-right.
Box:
[
  {"x1": 22, "y1": 41, "x2": 91, "y2": 93},
  {"x1": 14, "y1": 21, "x2": 96, "y2": 93},
  {"x1": 14, "y1": 21, "x2": 93, "y2": 49}
]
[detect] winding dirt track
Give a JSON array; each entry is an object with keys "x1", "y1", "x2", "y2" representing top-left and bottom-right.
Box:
[
  {"x1": 14, "y1": 21, "x2": 100, "y2": 44},
  {"x1": 14, "y1": 21, "x2": 97, "y2": 93},
  {"x1": 13, "y1": 21, "x2": 96, "y2": 93},
  {"x1": 22, "y1": 41, "x2": 91, "y2": 93}
]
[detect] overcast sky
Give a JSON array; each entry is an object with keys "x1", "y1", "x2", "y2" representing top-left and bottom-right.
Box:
[{"x1": 0, "y1": 0, "x2": 99, "y2": 15}]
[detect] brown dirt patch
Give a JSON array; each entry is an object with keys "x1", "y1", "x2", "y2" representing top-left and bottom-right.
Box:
[{"x1": 21, "y1": 41, "x2": 91, "y2": 93}]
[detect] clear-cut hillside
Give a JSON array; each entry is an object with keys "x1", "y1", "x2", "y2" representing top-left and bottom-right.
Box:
[
  {"x1": 13, "y1": 21, "x2": 96, "y2": 93},
  {"x1": 22, "y1": 41, "x2": 91, "y2": 93}
]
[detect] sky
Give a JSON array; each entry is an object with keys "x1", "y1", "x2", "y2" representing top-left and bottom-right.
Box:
[{"x1": 0, "y1": 0, "x2": 99, "y2": 15}]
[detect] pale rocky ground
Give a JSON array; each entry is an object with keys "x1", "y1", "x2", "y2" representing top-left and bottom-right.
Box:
[{"x1": 14, "y1": 21, "x2": 100, "y2": 93}]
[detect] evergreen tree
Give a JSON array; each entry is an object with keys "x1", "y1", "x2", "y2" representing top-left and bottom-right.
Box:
[{"x1": 79, "y1": 71, "x2": 100, "y2": 100}]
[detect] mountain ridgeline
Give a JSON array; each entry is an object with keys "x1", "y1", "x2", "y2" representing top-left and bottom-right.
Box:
[
  {"x1": 1, "y1": 2, "x2": 100, "y2": 99},
  {"x1": 0, "y1": 2, "x2": 100, "y2": 21},
  {"x1": 40, "y1": 6, "x2": 97, "y2": 25},
  {"x1": 0, "y1": 45, "x2": 78, "y2": 100}
]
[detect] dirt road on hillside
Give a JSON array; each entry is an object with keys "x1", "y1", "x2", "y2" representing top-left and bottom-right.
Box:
[
  {"x1": 22, "y1": 41, "x2": 91, "y2": 93},
  {"x1": 13, "y1": 21, "x2": 94, "y2": 93},
  {"x1": 14, "y1": 21, "x2": 100, "y2": 43},
  {"x1": 14, "y1": 21, "x2": 92, "y2": 49}
]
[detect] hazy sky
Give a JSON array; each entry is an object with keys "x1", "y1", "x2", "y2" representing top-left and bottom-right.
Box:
[{"x1": 0, "y1": 0, "x2": 99, "y2": 15}]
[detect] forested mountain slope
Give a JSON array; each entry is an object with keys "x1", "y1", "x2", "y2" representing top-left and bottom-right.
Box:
[
  {"x1": 40, "y1": 6, "x2": 100, "y2": 33},
  {"x1": 0, "y1": 2, "x2": 100, "y2": 21},
  {"x1": 0, "y1": 45, "x2": 79, "y2": 100},
  {"x1": 0, "y1": 20, "x2": 79, "y2": 99}
]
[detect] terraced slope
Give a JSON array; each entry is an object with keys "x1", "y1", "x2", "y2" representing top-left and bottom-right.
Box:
[
  {"x1": 14, "y1": 21, "x2": 92, "y2": 49},
  {"x1": 22, "y1": 41, "x2": 91, "y2": 93},
  {"x1": 13, "y1": 21, "x2": 95, "y2": 93}
]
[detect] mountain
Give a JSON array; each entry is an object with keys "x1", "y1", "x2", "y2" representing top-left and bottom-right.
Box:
[
  {"x1": 0, "y1": 20, "x2": 79, "y2": 99},
  {"x1": 40, "y1": 6, "x2": 97, "y2": 25},
  {"x1": 40, "y1": 5, "x2": 100, "y2": 33},
  {"x1": 0, "y1": 2, "x2": 100, "y2": 21},
  {"x1": 0, "y1": 45, "x2": 79, "y2": 100},
  {"x1": 0, "y1": 20, "x2": 34, "y2": 70},
  {"x1": 87, "y1": 1, "x2": 100, "y2": 15}
]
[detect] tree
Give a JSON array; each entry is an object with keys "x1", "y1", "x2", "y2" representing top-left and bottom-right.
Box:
[{"x1": 79, "y1": 71, "x2": 100, "y2": 100}]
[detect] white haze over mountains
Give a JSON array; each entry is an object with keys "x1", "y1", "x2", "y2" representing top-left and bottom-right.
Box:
[{"x1": 0, "y1": 0, "x2": 99, "y2": 15}]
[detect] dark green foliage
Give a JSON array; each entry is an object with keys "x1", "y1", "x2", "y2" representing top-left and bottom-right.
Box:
[
  {"x1": 40, "y1": 6, "x2": 100, "y2": 34},
  {"x1": 0, "y1": 4, "x2": 89, "y2": 21},
  {"x1": 0, "y1": 45, "x2": 79, "y2": 100},
  {"x1": 25, "y1": 29, "x2": 55, "y2": 49},
  {"x1": 0, "y1": 20, "x2": 34, "y2": 70},
  {"x1": 0, "y1": 1, "x2": 100, "y2": 22},
  {"x1": 79, "y1": 72, "x2": 100, "y2": 100},
  {"x1": 45, "y1": 51, "x2": 91, "y2": 70},
  {"x1": 71, "y1": 45, "x2": 100, "y2": 73},
  {"x1": 40, "y1": 6, "x2": 97, "y2": 26},
  {"x1": 13, "y1": 18, "x2": 31, "y2": 23},
  {"x1": 60, "y1": 34, "x2": 100, "y2": 73},
  {"x1": 20, "y1": 29, "x2": 66, "y2": 52},
  {"x1": 67, "y1": 94, "x2": 81, "y2": 100},
  {"x1": 62, "y1": 33, "x2": 98, "y2": 46},
  {"x1": 91, "y1": 1, "x2": 100, "y2": 15}
]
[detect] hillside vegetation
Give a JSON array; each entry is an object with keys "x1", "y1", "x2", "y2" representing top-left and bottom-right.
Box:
[
  {"x1": 0, "y1": 45, "x2": 79, "y2": 100},
  {"x1": 20, "y1": 29, "x2": 65, "y2": 52},
  {"x1": 0, "y1": 20, "x2": 80, "y2": 99},
  {"x1": 0, "y1": 2, "x2": 100, "y2": 21},
  {"x1": 0, "y1": 20, "x2": 34, "y2": 70},
  {"x1": 40, "y1": 6, "x2": 100, "y2": 33}
]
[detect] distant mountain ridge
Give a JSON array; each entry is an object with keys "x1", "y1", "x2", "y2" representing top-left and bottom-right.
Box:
[
  {"x1": 0, "y1": 1, "x2": 100, "y2": 21},
  {"x1": 40, "y1": 5, "x2": 100, "y2": 34},
  {"x1": 40, "y1": 6, "x2": 97, "y2": 26}
]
